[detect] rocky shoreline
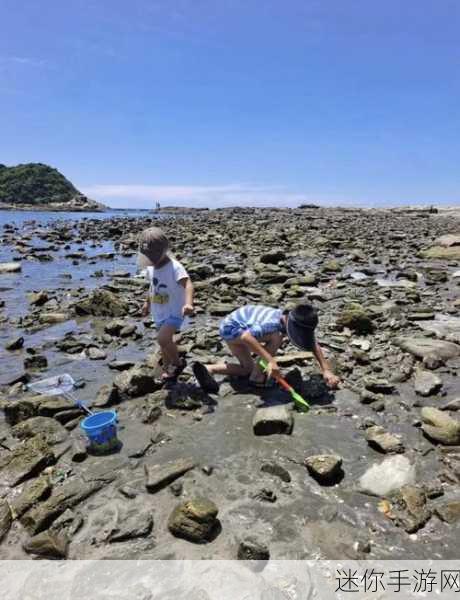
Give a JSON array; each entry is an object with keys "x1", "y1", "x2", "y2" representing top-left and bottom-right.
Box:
[{"x1": 0, "y1": 206, "x2": 459, "y2": 559}]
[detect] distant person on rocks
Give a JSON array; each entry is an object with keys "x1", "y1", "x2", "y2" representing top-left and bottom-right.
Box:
[
  {"x1": 138, "y1": 227, "x2": 194, "y2": 383},
  {"x1": 192, "y1": 303, "x2": 340, "y2": 393}
]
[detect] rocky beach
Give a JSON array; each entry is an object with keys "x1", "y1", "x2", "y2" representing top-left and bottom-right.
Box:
[{"x1": 0, "y1": 206, "x2": 459, "y2": 560}]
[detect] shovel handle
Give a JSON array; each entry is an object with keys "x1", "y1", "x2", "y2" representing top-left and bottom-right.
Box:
[{"x1": 258, "y1": 359, "x2": 293, "y2": 391}]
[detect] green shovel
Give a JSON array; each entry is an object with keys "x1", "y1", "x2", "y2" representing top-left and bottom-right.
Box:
[{"x1": 258, "y1": 359, "x2": 310, "y2": 412}]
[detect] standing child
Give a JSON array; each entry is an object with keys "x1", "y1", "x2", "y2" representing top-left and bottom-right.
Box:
[
  {"x1": 138, "y1": 227, "x2": 194, "y2": 382},
  {"x1": 192, "y1": 303, "x2": 340, "y2": 393}
]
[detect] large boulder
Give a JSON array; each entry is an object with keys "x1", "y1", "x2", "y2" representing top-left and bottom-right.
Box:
[
  {"x1": 74, "y1": 289, "x2": 129, "y2": 317},
  {"x1": 168, "y1": 497, "x2": 220, "y2": 543},
  {"x1": 114, "y1": 365, "x2": 160, "y2": 399},
  {"x1": 336, "y1": 303, "x2": 374, "y2": 334},
  {"x1": 421, "y1": 407, "x2": 460, "y2": 445}
]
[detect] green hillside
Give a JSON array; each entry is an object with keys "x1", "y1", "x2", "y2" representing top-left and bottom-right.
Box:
[{"x1": 0, "y1": 163, "x2": 80, "y2": 205}]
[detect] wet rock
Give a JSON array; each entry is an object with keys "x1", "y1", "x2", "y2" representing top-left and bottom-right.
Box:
[
  {"x1": 108, "y1": 360, "x2": 135, "y2": 371},
  {"x1": 237, "y1": 537, "x2": 270, "y2": 560},
  {"x1": 5, "y1": 336, "x2": 24, "y2": 351},
  {"x1": 104, "y1": 319, "x2": 126, "y2": 335},
  {"x1": 0, "y1": 262, "x2": 21, "y2": 273},
  {"x1": 365, "y1": 426, "x2": 404, "y2": 454},
  {"x1": 440, "y1": 397, "x2": 460, "y2": 411},
  {"x1": 120, "y1": 324, "x2": 138, "y2": 338},
  {"x1": 414, "y1": 369, "x2": 443, "y2": 396},
  {"x1": 39, "y1": 312, "x2": 70, "y2": 325},
  {"x1": 0, "y1": 434, "x2": 54, "y2": 487},
  {"x1": 208, "y1": 303, "x2": 238, "y2": 316},
  {"x1": 260, "y1": 249, "x2": 286, "y2": 264},
  {"x1": 390, "y1": 485, "x2": 431, "y2": 533},
  {"x1": 27, "y1": 290, "x2": 49, "y2": 306},
  {"x1": 304, "y1": 454, "x2": 344, "y2": 485},
  {"x1": 11, "y1": 416, "x2": 68, "y2": 445},
  {"x1": 1, "y1": 397, "x2": 41, "y2": 425},
  {"x1": 145, "y1": 458, "x2": 196, "y2": 493},
  {"x1": 336, "y1": 303, "x2": 374, "y2": 334},
  {"x1": 260, "y1": 462, "x2": 291, "y2": 483},
  {"x1": 395, "y1": 336, "x2": 460, "y2": 362},
  {"x1": 0, "y1": 499, "x2": 12, "y2": 542},
  {"x1": 114, "y1": 365, "x2": 159, "y2": 399},
  {"x1": 253, "y1": 406, "x2": 293, "y2": 436},
  {"x1": 21, "y1": 479, "x2": 105, "y2": 534},
  {"x1": 422, "y1": 246, "x2": 460, "y2": 260},
  {"x1": 24, "y1": 353, "x2": 48, "y2": 370},
  {"x1": 421, "y1": 407, "x2": 460, "y2": 445},
  {"x1": 23, "y1": 532, "x2": 69, "y2": 558},
  {"x1": 87, "y1": 347, "x2": 107, "y2": 360},
  {"x1": 168, "y1": 497, "x2": 220, "y2": 543},
  {"x1": 94, "y1": 383, "x2": 120, "y2": 407},
  {"x1": 359, "y1": 455, "x2": 416, "y2": 497},
  {"x1": 74, "y1": 288, "x2": 130, "y2": 317},
  {"x1": 364, "y1": 378, "x2": 395, "y2": 394},
  {"x1": 435, "y1": 501, "x2": 460, "y2": 523}
]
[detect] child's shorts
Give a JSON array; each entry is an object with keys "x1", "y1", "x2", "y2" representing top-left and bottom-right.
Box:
[{"x1": 155, "y1": 316, "x2": 184, "y2": 331}]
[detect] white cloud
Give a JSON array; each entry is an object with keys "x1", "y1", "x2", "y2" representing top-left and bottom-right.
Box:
[
  {"x1": 81, "y1": 183, "x2": 352, "y2": 209},
  {"x1": 0, "y1": 56, "x2": 48, "y2": 68}
]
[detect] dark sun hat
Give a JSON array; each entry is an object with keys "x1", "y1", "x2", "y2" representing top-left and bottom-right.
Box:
[
  {"x1": 138, "y1": 227, "x2": 169, "y2": 268},
  {"x1": 286, "y1": 303, "x2": 318, "y2": 351}
]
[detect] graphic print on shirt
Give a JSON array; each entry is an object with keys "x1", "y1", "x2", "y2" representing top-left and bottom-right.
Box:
[{"x1": 150, "y1": 276, "x2": 170, "y2": 305}]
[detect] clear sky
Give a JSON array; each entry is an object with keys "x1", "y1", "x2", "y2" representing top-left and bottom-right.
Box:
[{"x1": 1, "y1": 1, "x2": 459, "y2": 208}]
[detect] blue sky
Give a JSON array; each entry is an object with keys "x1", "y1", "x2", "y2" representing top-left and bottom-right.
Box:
[{"x1": 1, "y1": 1, "x2": 459, "y2": 208}]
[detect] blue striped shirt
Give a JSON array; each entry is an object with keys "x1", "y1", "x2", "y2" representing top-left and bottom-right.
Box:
[{"x1": 220, "y1": 305, "x2": 284, "y2": 341}]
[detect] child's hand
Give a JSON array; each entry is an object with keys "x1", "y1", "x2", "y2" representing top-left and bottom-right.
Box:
[
  {"x1": 182, "y1": 304, "x2": 194, "y2": 317},
  {"x1": 141, "y1": 302, "x2": 150, "y2": 318},
  {"x1": 266, "y1": 358, "x2": 281, "y2": 380},
  {"x1": 323, "y1": 369, "x2": 340, "y2": 389}
]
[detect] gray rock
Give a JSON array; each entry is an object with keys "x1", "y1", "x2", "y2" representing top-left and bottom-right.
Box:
[
  {"x1": 390, "y1": 485, "x2": 431, "y2": 533},
  {"x1": 145, "y1": 458, "x2": 196, "y2": 493},
  {"x1": 104, "y1": 319, "x2": 126, "y2": 335},
  {"x1": 87, "y1": 347, "x2": 107, "y2": 360},
  {"x1": 336, "y1": 304, "x2": 374, "y2": 334},
  {"x1": 305, "y1": 454, "x2": 343, "y2": 484},
  {"x1": 168, "y1": 497, "x2": 220, "y2": 543},
  {"x1": 359, "y1": 455, "x2": 416, "y2": 497},
  {"x1": 93, "y1": 383, "x2": 120, "y2": 407},
  {"x1": 260, "y1": 249, "x2": 286, "y2": 264},
  {"x1": 0, "y1": 434, "x2": 54, "y2": 487},
  {"x1": 237, "y1": 537, "x2": 270, "y2": 560},
  {"x1": 74, "y1": 288, "x2": 130, "y2": 317},
  {"x1": 24, "y1": 354, "x2": 48, "y2": 370},
  {"x1": 0, "y1": 499, "x2": 12, "y2": 542},
  {"x1": 23, "y1": 532, "x2": 68, "y2": 558},
  {"x1": 414, "y1": 369, "x2": 443, "y2": 396},
  {"x1": 260, "y1": 462, "x2": 291, "y2": 482},
  {"x1": 21, "y1": 479, "x2": 105, "y2": 534},
  {"x1": 109, "y1": 506, "x2": 154, "y2": 542},
  {"x1": 365, "y1": 426, "x2": 404, "y2": 454},
  {"x1": 435, "y1": 501, "x2": 460, "y2": 523},
  {"x1": 11, "y1": 416, "x2": 68, "y2": 445},
  {"x1": 253, "y1": 406, "x2": 293, "y2": 436},
  {"x1": 440, "y1": 397, "x2": 460, "y2": 411},
  {"x1": 27, "y1": 290, "x2": 49, "y2": 306},
  {"x1": 0, "y1": 262, "x2": 21, "y2": 273},
  {"x1": 10, "y1": 475, "x2": 52, "y2": 518},
  {"x1": 5, "y1": 336, "x2": 24, "y2": 351},
  {"x1": 395, "y1": 336, "x2": 460, "y2": 362},
  {"x1": 363, "y1": 378, "x2": 395, "y2": 394},
  {"x1": 208, "y1": 303, "x2": 238, "y2": 316},
  {"x1": 114, "y1": 365, "x2": 159, "y2": 399},
  {"x1": 421, "y1": 407, "x2": 460, "y2": 445}
]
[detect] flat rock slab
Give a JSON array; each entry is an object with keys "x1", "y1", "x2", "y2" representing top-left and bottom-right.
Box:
[
  {"x1": 414, "y1": 370, "x2": 443, "y2": 396},
  {"x1": 11, "y1": 416, "x2": 68, "y2": 445},
  {"x1": 10, "y1": 475, "x2": 51, "y2": 518},
  {"x1": 395, "y1": 336, "x2": 460, "y2": 362},
  {"x1": 109, "y1": 505, "x2": 154, "y2": 542},
  {"x1": 145, "y1": 458, "x2": 196, "y2": 493},
  {"x1": 421, "y1": 407, "x2": 460, "y2": 445},
  {"x1": 168, "y1": 497, "x2": 220, "y2": 543},
  {"x1": 253, "y1": 406, "x2": 294, "y2": 436},
  {"x1": 417, "y1": 315, "x2": 460, "y2": 345},
  {"x1": 0, "y1": 262, "x2": 21, "y2": 274},
  {"x1": 0, "y1": 434, "x2": 54, "y2": 487}
]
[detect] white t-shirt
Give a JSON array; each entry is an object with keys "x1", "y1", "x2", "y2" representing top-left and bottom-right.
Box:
[{"x1": 145, "y1": 258, "x2": 188, "y2": 323}]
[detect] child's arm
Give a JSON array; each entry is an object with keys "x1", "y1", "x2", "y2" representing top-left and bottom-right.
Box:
[
  {"x1": 179, "y1": 277, "x2": 194, "y2": 316},
  {"x1": 240, "y1": 331, "x2": 281, "y2": 379},
  {"x1": 142, "y1": 295, "x2": 151, "y2": 318},
  {"x1": 312, "y1": 342, "x2": 340, "y2": 388}
]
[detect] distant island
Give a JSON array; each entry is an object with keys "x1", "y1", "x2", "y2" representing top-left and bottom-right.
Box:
[{"x1": 0, "y1": 163, "x2": 106, "y2": 212}]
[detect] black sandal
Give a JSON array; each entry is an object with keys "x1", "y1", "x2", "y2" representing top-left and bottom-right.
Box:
[{"x1": 192, "y1": 362, "x2": 219, "y2": 394}]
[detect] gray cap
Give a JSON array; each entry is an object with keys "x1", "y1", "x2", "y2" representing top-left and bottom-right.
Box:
[{"x1": 138, "y1": 227, "x2": 169, "y2": 268}]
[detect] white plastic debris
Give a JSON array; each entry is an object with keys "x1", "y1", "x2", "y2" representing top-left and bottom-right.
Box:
[{"x1": 359, "y1": 455, "x2": 416, "y2": 497}]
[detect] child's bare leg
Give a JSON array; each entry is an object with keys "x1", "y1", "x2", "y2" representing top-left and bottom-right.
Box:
[
  {"x1": 157, "y1": 324, "x2": 180, "y2": 372},
  {"x1": 206, "y1": 341, "x2": 254, "y2": 377},
  {"x1": 249, "y1": 332, "x2": 283, "y2": 382}
]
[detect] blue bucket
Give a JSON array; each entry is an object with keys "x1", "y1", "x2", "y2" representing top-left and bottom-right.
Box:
[{"x1": 80, "y1": 410, "x2": 119, "y2": 454}]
